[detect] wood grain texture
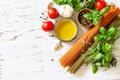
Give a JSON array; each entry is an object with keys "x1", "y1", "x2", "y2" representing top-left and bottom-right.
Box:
[{"x1": 0, "y1": 0, "x2": 120, "y2": 80}]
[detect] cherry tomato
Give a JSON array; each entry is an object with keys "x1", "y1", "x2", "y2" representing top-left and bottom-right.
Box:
[
  {"x1": 95, "y1": 0, "x2": 106, "y2": 11},
  {"x1": 48, "y1": 7, "x2": 59, "y2": 19},
  {"x1": 42, "y1": 21, "x2": 54, "y2": 31}
]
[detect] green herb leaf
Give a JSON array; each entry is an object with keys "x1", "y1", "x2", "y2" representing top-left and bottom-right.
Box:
[
  {"x1": 77, "y1": 0, "x2": 82, "y2": 3},
  {"x1": 92, "y1": 9, "x2": 99, "y2": 16},
  {"x1": 105, "y1": 54, "x2": 112, "y2": 62},
  {"x1": 96, "y1": 43, "x2": 101, "y2": 51},
  {"x1": 102, "y1": 43, "x2": 111, "y2": 53},
  {"x1": 107, "y1": 27, "x2": 117, "y2": 36},
  {"x1": 92, "y1": 64, "x2": 98, "y2": 74},
  {"x1": 102, "y1": 58, "x2": 106, "y2": 66},
  {"x1": 83, "y1": 13, "x2": 93, "y2": 20},
  {"x1": 100, "y1": 27, "x2": 106, "y2": 35},
  {"x1": 73, "y1": 0, "x2": 81, "y2": 12},
  {"x1": 94, "y1": 34, "x2": 103, "y2": 41},
  {"x1": 105, "y1": 62, "x2": 110, "y2": 68},
  {"x1": 73, "y1": 4, "x2": 81, "y2": 11},
  {"x1": 85, "y1": 0, "x2": 95, "y2": 9},
  {"x1": 53, "y1": 0, "x2": 65, "y2": 5},
  {"x1": 93, "y1": 16, "x2": 102, "y2": 25},
  {"x1": 106, "y1": 35, "x2": 112, "y2": 41},
  {"x1": 99, "y1": 7, "x2": 110, "y2": 16},
  {"x1": 66, "y1": 0, "x2": 73, "y2": 7},
  {"x1": 94, "y1": 53, "x2": 103, "y2": 61},
  {"x1": 96, "y1": 62, "x2": 102, "y2": 66}
]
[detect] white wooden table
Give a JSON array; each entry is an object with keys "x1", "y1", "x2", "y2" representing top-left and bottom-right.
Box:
[{"x1": 0, "y1": 0, "x2": 120, "y2": 80}]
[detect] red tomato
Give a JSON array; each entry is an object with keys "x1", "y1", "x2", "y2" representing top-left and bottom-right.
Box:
[
  {"x1": 95, "y1": 0, "x2": 106, "y2": 11},
  {"x1": 42, "y1": 21, "x2": 54, "y2": 31},
  {"x1": 48, "y1": 7, "x2": 59, "y2": 19}
]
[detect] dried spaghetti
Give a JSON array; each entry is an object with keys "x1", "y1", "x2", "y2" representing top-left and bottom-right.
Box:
[{"x1": 59, "y1": 4, "x2": 120, "y2": 67}]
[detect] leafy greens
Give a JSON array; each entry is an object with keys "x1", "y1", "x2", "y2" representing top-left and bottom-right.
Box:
[
  {"x1": 85, "y1": 25, "x2": 120, "y2": 74},
  {"x1": 53, "y1": 0, "x2": 96, "y2": 12}
]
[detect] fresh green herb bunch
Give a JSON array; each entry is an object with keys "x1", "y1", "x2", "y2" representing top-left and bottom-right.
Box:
[
  {"x1": 83, "y1": 7, "x2": 110, "y2": 25},
  {"x1": 82, "y1": 0, "x2": 96, "y2": 9},
  {"x1": 53, "y1": 0, "x2": 96, "y2": 12},
  {"x1": 85, "y1": 25, "x2": 120, "y2": 74}
]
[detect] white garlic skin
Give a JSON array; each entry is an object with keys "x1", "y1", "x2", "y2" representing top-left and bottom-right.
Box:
[{"x1": 58, "y1": 4, "x2": 74, "y2": 18}]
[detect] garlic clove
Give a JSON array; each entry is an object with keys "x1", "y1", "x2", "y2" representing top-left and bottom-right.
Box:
[{"x1": 54, "y1": 42, "x2": 63, "y2": 50}]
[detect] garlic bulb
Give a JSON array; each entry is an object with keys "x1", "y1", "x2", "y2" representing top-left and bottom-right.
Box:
[{"x1": 58, "y1": 4, "x2": 74, "y2": 18}]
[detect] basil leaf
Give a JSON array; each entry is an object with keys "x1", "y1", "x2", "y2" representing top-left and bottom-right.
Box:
[
  {"x1": 92, "y1": 9, "x2": 99, "y2": 16},
  {"x1": 100, "y1": 27, "x2": 106, "y2": 35},
  {"x1": 93, "y1": 16, "x2": 102, "y2": 25},
  {"x1": 66, "y1": 0, "x2": 73, "y2": 7},
  {"x1": 83, "y1": 13, "x2": 93, "y2": 20},
  {"x1": 94, "y1": 34, "x2": 103, "y2": 41},
  {"x1": 77, "y1": 0, "x2": 82, "y2": 3},
  {"x1": 105, "y1": 54, "x2": 112, "y2": 62},
  {"x1": 96, "y1": 43, "x2": 101, "y2": 51},
  {"x1": 73, "y1": 0, "x2": 81, "y2": 12},
  {"x1": 94, "y1": 53, "x2": 103, "y2": 61},
  {"x1": 102, "y1": 58, "x2": 105, "y2": 66},
  {"x1": 79, "y1": 0, "x2": 84, "y2": 2},
  {"x1": 100, "y1": 7, "x2": 110, "y2": 16},
  {"x1": 107, "y1": 27, "x2": 117, "y2": 36},
  {"x1": 102, "y1": 43, "x2": 111, "y2": 53},
  {"x1": 105, "y1": 62, "x2": 110, "y2": 68},
  {"x1": 106, "y1": 35, "x2": 112, "y2": 41},
  {"x1": 86, "y1": 1, "x2": 95, "y2": 9},
  {"x1": 74, "y1": 4, "x2": 81, "y2": 12},
  {"x1": 96, "y1": 62, "x2": 102, "y2": 66},
  {"x1": 92, "y1": 64, "x2": 98, "y2": 74}
]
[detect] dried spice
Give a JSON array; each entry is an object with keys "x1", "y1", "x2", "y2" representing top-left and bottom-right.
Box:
[{"x1": 54, "y1": 42, "x2": 63, "y2": 50}]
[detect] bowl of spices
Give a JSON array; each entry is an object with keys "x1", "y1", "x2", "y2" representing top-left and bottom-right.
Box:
[
  {"x1": 77, "y1": 8, "x2": 93, "y2": 28},
  {"x1": 54, "y1": 19, "x2": 77, "y2": 41}
]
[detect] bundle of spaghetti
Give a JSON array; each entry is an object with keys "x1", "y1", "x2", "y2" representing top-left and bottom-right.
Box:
[
  {"x1": 59, "y1": 4, "x2": 120, "y2": 67},
  {"x1": 67, "y1": 16, "x2": 120, "y2": 73}
]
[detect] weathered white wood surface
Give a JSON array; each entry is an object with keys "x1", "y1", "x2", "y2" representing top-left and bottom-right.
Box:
[{"x1": 0, "y1": 0, "x2": 120, "y2": 80}]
